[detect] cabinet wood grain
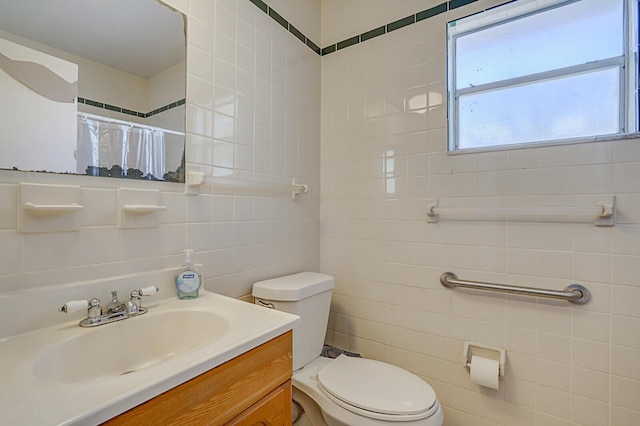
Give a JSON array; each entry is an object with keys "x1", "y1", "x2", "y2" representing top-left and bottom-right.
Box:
[
  {"x1": 103, "y1": 331, "x2": 292, "y2": 426},
  {"x1": 226, "y1": 380, "x2": 292, "y2": 425}
]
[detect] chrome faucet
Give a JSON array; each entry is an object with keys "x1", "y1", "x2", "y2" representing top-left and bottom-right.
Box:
[
  {"x1": 106, "y1": 291, "x2": 125, "y2": 314},
  {"x1": 59, "y1": 286, "x2": 158, "y2": 327}
]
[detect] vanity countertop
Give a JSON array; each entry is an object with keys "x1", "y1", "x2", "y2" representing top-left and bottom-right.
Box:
[{"x1": 0, "y1": 290, "x2": 299, "y2": 425}]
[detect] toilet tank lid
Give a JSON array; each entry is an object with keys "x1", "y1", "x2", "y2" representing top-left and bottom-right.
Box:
[{"x1": 252, "y1": 272, "x2": 334, "y2": 301}]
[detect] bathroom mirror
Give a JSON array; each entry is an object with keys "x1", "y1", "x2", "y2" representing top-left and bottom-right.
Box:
[{"x1": 0, "y1": 0, "x2": 186, "y2": 182}]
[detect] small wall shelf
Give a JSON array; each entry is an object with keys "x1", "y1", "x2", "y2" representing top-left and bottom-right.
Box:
[
  {"x1": 19, "y1": 184, "x2": 83, "y2": 233},
  {"x1": 118, "y1": 189, "x2": 165, "y2": 228},
  {"x1": 123, "y1": 205, "x2": 167, "y2": 214},
  {"x1": 23, "y1": 202, "x2": 84, "y2": 216}
]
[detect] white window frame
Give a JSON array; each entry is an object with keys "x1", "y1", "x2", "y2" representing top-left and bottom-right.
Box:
[{"x1": 447, "y1": 0, "x2": 638, "y2": 152}]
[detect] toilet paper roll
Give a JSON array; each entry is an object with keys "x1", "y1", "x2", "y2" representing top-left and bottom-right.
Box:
[{"x1": 469, "y1": 355, "x2": 500, "y2": 390}]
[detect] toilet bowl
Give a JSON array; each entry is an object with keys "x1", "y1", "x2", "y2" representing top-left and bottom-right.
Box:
[
  {"x1": 293, "y1": 356, "x2": 444, "y2": 426},
  {"x1": 253, "y1": 272, "x2": 444, "y2": 426}
]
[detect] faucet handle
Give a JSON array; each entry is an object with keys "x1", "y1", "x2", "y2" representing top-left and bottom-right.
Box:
[
  {"x1": 139, "y1": 286, "x2": 158, "y2": 296},
  {"x1": 58, "y1": 300, "x2": 89, "y2": 313},
  {"x1": 126, "y1": 290, "x2": 141, "y2": 315},
  {"x1": 88, "y1": 298, "x2": 102, "y2": 318},
  {"x1": 126, "y1": 286, "x2": 158, "y2": 315},
  {"x1": 58, "y1": 298, "x2": 101, "y2": 319}
]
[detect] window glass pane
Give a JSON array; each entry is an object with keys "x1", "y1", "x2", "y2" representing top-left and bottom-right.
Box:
[
  {"x1": 455, "y1": 0, "x2": 623, "y2": 88},
  {"x1": 458, "y1": 67, "x2": 620, "y2": 149}
]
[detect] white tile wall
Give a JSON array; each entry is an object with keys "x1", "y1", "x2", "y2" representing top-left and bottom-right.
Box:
[
  {"x1": 4, "y1": 0, "x2": 640, "y2": 424},
  {"x1": 0, "y1": 0, "x2": 320, "y2": 305},
  {"x1": 320, "y1": 2, "x2": 640, "y2": 425}
]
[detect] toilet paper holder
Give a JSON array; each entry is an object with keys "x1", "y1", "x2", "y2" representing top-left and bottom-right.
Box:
[{"x1": 463, "y1": 341, "x2": 506, "y2": 377}]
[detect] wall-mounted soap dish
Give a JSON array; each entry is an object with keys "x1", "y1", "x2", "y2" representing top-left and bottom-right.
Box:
[
  {"x1": 23, "y1": 202, "x2": 84, "y2": 216},
  {"x1": 123, "y1": 205, "x2": 167, "y2": 214},
  {"x1": 19, "y1": 184, "x2": 83, "y2": 233},
  {"x1": 118, "y1": 188, "x2": 165, "y2": 228}
]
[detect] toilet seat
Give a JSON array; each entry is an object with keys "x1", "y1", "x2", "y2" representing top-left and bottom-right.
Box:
[{"x1": 316, "y1": 355, "x2": 438, "y2": 422}]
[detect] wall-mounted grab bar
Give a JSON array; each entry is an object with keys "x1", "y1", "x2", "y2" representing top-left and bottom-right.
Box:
[{"x1": 440, "y1": 272, "x2": 591, "y2": 304}]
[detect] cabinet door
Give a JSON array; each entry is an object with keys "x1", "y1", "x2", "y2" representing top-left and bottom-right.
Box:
[
  {"x1": 103, "y1": 331, "x2": 292, "y2": 426},
  {"x1": 225, "y1": 380, "x2": 292, "y2": 426}
]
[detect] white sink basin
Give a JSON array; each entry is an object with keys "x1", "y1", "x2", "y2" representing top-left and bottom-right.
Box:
[
  {"x1": 0, "y1": 289, "x2": 299, "y2": 426},
  {"x1": 33, "y1": 310, "x2": 228, "y2": 383}
]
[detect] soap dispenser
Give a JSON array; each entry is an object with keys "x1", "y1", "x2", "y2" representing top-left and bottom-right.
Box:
[{"x1": 175, "y1": 249, "x2": 202, "y2": 299}]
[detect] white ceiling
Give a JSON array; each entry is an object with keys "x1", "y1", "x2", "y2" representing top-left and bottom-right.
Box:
[{"x1": 0, "y1": 0, "x2": 185, "y2": 78}]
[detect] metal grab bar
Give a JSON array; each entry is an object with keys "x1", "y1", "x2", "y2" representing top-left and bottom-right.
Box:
[{"x1": 440, "y1": 272, "x2": 591, "y2": 305}]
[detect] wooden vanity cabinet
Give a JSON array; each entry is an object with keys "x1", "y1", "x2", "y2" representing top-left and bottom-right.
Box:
[{"x1": 103, "y1": 330, "x2": 293, "y2": 426}]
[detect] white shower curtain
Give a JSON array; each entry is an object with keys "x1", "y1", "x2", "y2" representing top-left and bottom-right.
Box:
[{"x1": 77, "y1": 116, "x2": 166, "y2": 179}]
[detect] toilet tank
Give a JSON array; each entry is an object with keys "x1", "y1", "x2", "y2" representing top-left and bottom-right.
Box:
[{"x1": 253, "y1": 272, "x2": 334, "y2": 371}]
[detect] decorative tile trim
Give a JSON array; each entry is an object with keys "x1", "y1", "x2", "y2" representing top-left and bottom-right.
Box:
[
  {"x1": 247, "y1": 0, "x2": 322, "y2": 55},
  {"x1": 361, "y1": 25, "x2": 385, "y2": 42},
  {"x1": 245, "y1": 0, "x2": 483, "y2": 57},
  {"x1": 321, "y1": 0, "x2": 483, "y2": 56},
  {"x1": 268, "y1": 8, "x2": 288, "y2": 30},
  {"x1": 387, "y1": 15, "x2": 416, "y2": 33},
  {"x1": 337, "y1": 35, "x2": 359, "y2": 51},
  {"x1": 417, "y1": 3, "x2": 448, "y2": 22},
  {"x1": 449, "y1": 0, "x2": 478, "y2": 10},
  {"x1": 77, "y1": 97, "x2": 185, "y2": 118},
  {"x1": 289, "y1": 24, "x2": 306, "y2": 44},
  {"x1": 249, "y1": 0, "x2": 268, "y2": 14},
  {"x1": 321, "y1": 44, "x2": 336, "y2": 56},
  {"x1": 306, "y1": 38, "x2": 321, "y2": 54}
]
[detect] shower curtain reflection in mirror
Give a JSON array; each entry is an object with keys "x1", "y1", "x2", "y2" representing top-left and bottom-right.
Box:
[{"x1": 77, "y1": 115, "x2": 181, "y2": 181}]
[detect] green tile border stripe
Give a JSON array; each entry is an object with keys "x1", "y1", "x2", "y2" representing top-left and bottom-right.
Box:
[
  {"x1": 247, "y1": 0, "x2": 322, "y2": 55},
  {"x1": 268, "y1": 8, "x2": 288, "y2": 30},
  {"x1": 361, "y1": 25, "x2": 385, "y2": 43},
  {"x1": 289, "y1": 24, "x2": 306, "y2": 44},
  {"x1": 249, "y1": 0, "x2": 268, "y2": 14},
  {"x1": 321, "y1": 44, "x2": 336, "y2": 56},
  {"x1": 306, "y1": 39, "x2": 320, "y2": 55},
  {"x1": 245, "y1": 0, "x2": 480, "y2": 56},
  {"x1": 387, "y1": 15, "x2": 415, "y2": 33},
  {"x1": 449, "y1": 0, "x2": 478, "y2": 10},
  {"x1": 337, "y1": 35, "x2": 359, "y2": 51},
  {"x1": 320, "y1": 0, "x2": 482, "y2": 56},
  {"x1": 77, "y1": 97, "x2": 185, "y2": 118},
  {"x1": 417, "y1": 3, "x2": 448, "y2": 22}
]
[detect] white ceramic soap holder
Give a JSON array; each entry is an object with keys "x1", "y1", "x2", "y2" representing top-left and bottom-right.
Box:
[
  {"x1": 19, "y1": 183, "x2": 84, "y2": 233},
  {"x1": 118, "y1": 188, "x2": 166, "y2": 229}
]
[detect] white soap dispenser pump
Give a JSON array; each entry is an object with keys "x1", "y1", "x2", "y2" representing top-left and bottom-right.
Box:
[{"x1": 175, "y1": 249, "x2": 202, "y2": 299}]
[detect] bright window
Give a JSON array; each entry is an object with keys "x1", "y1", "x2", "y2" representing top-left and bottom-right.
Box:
[{"x1": 447, "y1": 0, "x2": 637, "y2": 151}]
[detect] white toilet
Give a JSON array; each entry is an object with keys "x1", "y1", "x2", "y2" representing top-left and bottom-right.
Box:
[{"x1": 253, "y1": 272, "x2": 444, "y2": 426}]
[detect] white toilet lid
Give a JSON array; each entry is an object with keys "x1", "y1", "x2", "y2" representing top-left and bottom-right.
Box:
[{"x1": 316, "y1": 355, "x2": 437, "y2": 417}]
